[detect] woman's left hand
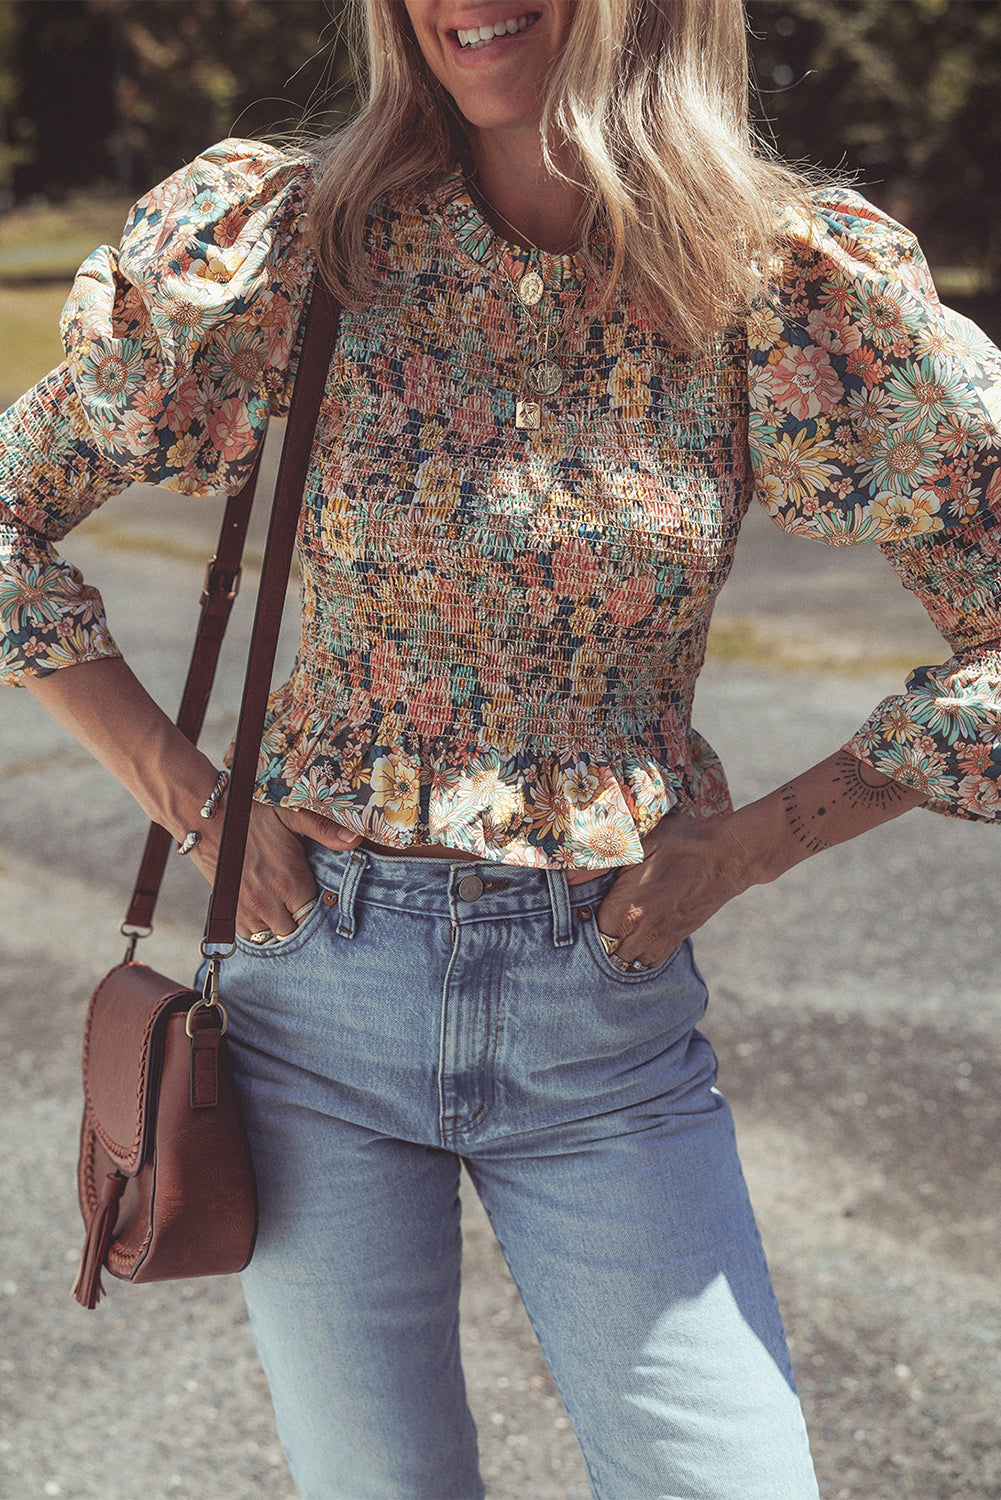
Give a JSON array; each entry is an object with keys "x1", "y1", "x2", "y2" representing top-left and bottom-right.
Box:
[{"x1": 585, "y1": 810, "x2": 753, "y2": 971}]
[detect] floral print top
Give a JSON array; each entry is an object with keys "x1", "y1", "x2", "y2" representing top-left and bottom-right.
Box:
[{"x1": 2, "y1": 139, "x2": 1000, "y2": 867}]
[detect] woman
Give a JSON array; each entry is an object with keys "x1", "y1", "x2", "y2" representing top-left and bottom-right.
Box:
[{"x1": 3, "y1": 1, "x2": 1000, "y2": 1495}]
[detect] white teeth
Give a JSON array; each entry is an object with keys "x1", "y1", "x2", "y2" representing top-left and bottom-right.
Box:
[{"x1": 456, "y1": 14, "x2": 533, "y2": 49}]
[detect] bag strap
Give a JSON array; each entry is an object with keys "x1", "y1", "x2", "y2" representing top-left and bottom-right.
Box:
[
  {"x1": 122, "y1": 452, "x2": 263, "y2": 939},
  {"x1": 121, "y1": 277, "x2": 340, "y2": 957},
  {"x1": 204, "y1": 279, "x2": 339, "y2": 948}
]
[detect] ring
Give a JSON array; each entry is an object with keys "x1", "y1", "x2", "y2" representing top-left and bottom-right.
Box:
[
  {"x1": 249, "y1": 929, "x2": 275, "y2": 945},
  {"x1": 290, "y1": 899, "x2": 317, "y2": 925},
  {"x1": 611, "y1": 953, "x2": 655, "y2": 972},
  {"x1": 597, "y1": 930, "x2": 621, "y2": 956}
]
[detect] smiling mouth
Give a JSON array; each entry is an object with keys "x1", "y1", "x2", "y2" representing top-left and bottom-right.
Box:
[{"x1": 454, "y1": 13, "x2": 541, "y2": 50}]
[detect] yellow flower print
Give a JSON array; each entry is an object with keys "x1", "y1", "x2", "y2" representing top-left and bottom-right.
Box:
[
  {"x1": 371, "y1": 750, "x2": 420, "y2": 828},
  {"x1": 195, "y1": 251, "x2": 239, "y2": 284},
  {"x1": 609, "y1": 357, "x2": 651, "y2": 420},
  {"x1": 564, "y1": 764, "x2": 600, "y2": 808},
  {"x1": 416, "y1": 456, "x2": 462, "y2": 521},
  {"x1": 391, "y1": 209, "x2": 429, "y2": 274},
  {"x1": 868, "y1": 487, "x2": 944, "y2": 539},
  {"x1": 602, "y1": 317, "x2": 627, "y2": 357},
  {"x1": 746, "y1": 304, "x2": 783, "y2": 352},
  {"x1": 759, "y1": 428, "x2": 839, "y2": 508},
  {"x1": 572, "y1": 644, "x2": 607, "y2": 710},
  {"x1": 527, "y1": 771, "x2": 573, "y2": 840},
  {"x1": 165, "y1": 432, "x2": 202, "y2": 471}
]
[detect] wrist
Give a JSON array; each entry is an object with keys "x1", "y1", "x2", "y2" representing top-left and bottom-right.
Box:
[
  {"x1": 126, "y1": 729, "x2": 222, "y2": 841},
  {"x1": 720, "y1": 794, "x2": 798, "y2": 889}
]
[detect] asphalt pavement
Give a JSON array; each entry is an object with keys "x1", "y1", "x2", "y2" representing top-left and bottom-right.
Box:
[{"x1": 0, "y1": 453, "x2": 999, "y2": 1499}]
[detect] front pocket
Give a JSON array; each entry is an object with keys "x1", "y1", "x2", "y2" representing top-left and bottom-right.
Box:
[
  {"x1": 577, "y1": 906, "x2": 686, "y2": 986},
  {"x1": 234, "y1": 890, "x2": 333, "y2": 959}
]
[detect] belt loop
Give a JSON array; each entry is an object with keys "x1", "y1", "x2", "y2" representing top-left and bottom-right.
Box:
[
  {"x1": 336, "y1": 848, "x2": 368, "y2": 938},
  {"x1": 545, "y1": 869, "x2": 573, "y2": 948}
]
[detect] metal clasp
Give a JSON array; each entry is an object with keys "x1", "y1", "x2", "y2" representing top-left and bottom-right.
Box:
[
  {"x1": 185, "y1": 954, "x2": 230, "y2": 1037},
  {"x1": 120, "y1": 920, "x2": 153, "y2": 964}
]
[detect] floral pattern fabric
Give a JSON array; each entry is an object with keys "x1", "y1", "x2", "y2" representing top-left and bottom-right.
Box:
[{"x1": 1, "y1": 140, "x2": 1000, "y2": 868}]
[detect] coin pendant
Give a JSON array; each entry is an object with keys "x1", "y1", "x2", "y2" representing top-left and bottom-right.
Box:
[
  {"x1": 515, "y1": 399, "x2": 541, "y2": 430},
  {"x1": 527, "y1": 359, "x2": 563, "y2": 395},
  {"x1": 518, "y1": 270, "x2": 544, "y2": 306}
]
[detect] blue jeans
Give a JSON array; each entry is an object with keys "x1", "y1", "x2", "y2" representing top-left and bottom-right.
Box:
[{"x1": 214, "y1": 842, "x2": 819, "y2": 1500}]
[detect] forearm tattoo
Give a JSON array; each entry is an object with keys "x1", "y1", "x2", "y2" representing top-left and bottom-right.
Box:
[{"x1": 780, "y1": 751, "x2": 914, "y2": 853}]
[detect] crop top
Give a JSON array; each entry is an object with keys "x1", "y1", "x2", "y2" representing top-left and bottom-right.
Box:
[{"x1": 1, "y1": 138, "x2": 1000, "y2": 868}]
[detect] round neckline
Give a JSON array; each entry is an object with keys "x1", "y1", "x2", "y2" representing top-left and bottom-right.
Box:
[{"x1": 438, "y1": 172, "x2": 583, "y2": 293}]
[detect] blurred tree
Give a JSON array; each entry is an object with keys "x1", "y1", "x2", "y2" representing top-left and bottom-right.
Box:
[
  {"x1": 2, "y1": 0, "x2": 999, "y2": 284},
  {"x1": 747, "y1": 0, "x2": 1001, "y2": 269},
  {"x1": 3, "y1": 0, "x2": 355, "y2": 200}
]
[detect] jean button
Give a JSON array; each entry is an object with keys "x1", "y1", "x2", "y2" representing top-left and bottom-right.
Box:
[{"x1": 457, "y1": 874, "x2": 485, "y2": 902}]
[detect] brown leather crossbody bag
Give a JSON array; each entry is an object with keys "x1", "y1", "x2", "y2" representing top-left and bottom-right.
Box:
[{"x1": 73, "y1": 279, "x2": 339, "y2": 1308}]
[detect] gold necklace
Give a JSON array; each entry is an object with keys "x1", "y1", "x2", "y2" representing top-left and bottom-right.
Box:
[{"x1": 469, "y1": 181, "x2": 587, "y2": 430}]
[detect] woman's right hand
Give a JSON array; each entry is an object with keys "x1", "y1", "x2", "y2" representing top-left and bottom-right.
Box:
[
  {"x1": 24, "y1": 657, "x2": 364, "y2": 944},
  {"x1": 189, "y1": 800, "x2": 362, "y2": 943}
]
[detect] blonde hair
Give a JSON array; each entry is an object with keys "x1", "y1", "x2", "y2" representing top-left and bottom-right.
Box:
[{"x1": 309, "y1": 0, "x2": 810, "y2": 345}]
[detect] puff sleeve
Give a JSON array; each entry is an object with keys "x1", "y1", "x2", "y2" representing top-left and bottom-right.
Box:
[
  {"x1": 0, "y1": 138, "x2": 314, "y2": 685},
  {"x1": 748, "y1": 189, "x2": 1001, "y2": 822}
]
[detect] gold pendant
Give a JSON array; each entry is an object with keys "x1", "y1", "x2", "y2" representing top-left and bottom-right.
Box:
[
  {"x1": 515, "y1": 399, "x2": 541, "y2": 430},
  {"x1": 526, "y1": 359, "x2": 563, "y2": 396},
  {"x1": 517, "y1": 270, "x2": 544, "y2": 306}
]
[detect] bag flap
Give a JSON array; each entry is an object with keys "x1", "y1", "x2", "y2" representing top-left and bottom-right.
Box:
[{"x1": 82, "y1": 962, "x2": 196, "y2": 1174}]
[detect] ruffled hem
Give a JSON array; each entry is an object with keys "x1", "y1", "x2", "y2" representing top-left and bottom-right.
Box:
[{"x1": 247, "y1": 712, "x2": 733, "y2": 870}]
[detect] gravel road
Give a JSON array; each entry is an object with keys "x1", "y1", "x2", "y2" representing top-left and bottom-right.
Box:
[{"x1": 0, "y1": 468, "x2": 998, "y2": 1499}]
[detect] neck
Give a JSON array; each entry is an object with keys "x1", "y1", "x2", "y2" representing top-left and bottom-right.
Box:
[{"x1": 470, "y1": 129, "x2": 585, "y2": 254}]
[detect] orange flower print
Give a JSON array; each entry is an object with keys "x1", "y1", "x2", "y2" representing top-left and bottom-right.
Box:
[
  {"x1": 805, "y1": 307, "x2": 862, "y2": 356},
  {"x1": 609, "y1": 357, "x2": 651, "y2": 419},
  {"x1": 368, "y1": 638, "x2": 404, "y2": 703},
  {"x1": 607, "y1": 574, "x2": 656, "y2": 627},
  {"x1": 207, "y1": 396, "x2": 257, "y2": 462},
  {"x1": 409, "y1": 674, "x2": 453, "y2": 737},
  {"x1": 551, "y1": 538, "x2": 600, "y2": 601},
  {"x1": 453, "y1": 389, "x2": 495, "y2": 447},
  {"x1": 767, "y1": 344, "x2": 843, "y2": 420}
]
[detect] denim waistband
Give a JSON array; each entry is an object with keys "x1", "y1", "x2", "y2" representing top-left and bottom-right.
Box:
[{"x1": 303, "y1": 841, "x2": 617, "y2": 949}]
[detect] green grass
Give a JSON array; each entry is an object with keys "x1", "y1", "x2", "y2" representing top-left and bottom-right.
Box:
[
  {"x1": 0, "y1": 194, "x2": 132, "y2": 265},
  {"x1": 0, "y1": 194, "x2": 134, "y2": 403},
  {"x1": 0, "y1": 284, "x2": 72, "y2": 402},
  {"x1": 706, "y1": 614, "x2": 919, "y2": 676}
]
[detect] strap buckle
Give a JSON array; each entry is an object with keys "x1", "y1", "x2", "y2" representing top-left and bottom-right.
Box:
[{"x1": 200, "y1": 555, "x2": 243, "y2": 606}]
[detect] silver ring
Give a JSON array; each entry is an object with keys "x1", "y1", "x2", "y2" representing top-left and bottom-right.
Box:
[
  {"x1": 290, "y1": 899, "x2": 317, "y2": 925},
  {"x1": 249, "y1": 929, "x2": 275, "y2": 946},
  {"x1": 611, "y1": 953, "x2": 654, "y2": 972}
]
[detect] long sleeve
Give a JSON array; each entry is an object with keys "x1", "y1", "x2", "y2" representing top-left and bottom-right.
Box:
[
  {"x1": 748, "y1": 189, "x2": 1001, "y2": 822},
  {"x1": 0, "y1": 137, "x2": 314, "y2": 685}
]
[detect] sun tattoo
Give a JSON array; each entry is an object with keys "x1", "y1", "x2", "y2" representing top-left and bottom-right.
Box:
[
  {"x1": 779, "y1": 751, "x2": 916, "y2": 852},
  {"x1": 831, "y1": 751, "x2": 916, "y2": 813},
  {"x1": 780, "y1": 784, "x2": 830, "y2": 852}
]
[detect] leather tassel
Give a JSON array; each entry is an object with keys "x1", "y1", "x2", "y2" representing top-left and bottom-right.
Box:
[{"x1": 72, "y1": 1172, "x2": 126, "y2": 1309}]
